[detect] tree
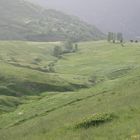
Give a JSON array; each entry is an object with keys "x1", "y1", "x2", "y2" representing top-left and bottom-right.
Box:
[
  {"x1": 107, "y1": 32, "x2": 112, "y2": 42},
  {"x1": 108, "y1": 32, "x2": 124, "y2": 43},
  {"x1": 112, "y1": 32, "x2": 116, "y2": 43},
  {"x1": 107, "y1": 32, "x2": 115, "y2": 43},
  {"x1": 117, "y1": 33, "x2": 123, "y2": 43},
  {"x1": 53, "y1": 46, "x2": 62, "y2": 58},
  {"x1": 64, "y1": 39, "x2": 73, "y2": 52},
  {"x1": 74, "y1": 44, "x2": 78, "y2": 52}
]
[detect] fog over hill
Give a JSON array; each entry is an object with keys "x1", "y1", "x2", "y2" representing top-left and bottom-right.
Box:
[
  {"x1": 0, "y1": 0, "x2": 104, "y2": 41},
  {"x1": 28, "y1": 0, "x2": 140, "y2": 39}
]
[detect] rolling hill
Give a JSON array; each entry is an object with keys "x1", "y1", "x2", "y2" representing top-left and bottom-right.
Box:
[
  {"x1": 0, "y1": 40, "x2": 90, "y2": 114},
  {"x1": 0, "y1": 40, "x2": 140, "y2": 139},
  {"x1": 0, "y1": 0, "x2": 104, "y2": 42},
  {"x1": 28, "y1": 0, "x2": 140, "y2": 40}
]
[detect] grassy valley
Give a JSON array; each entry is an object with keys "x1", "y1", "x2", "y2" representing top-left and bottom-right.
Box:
[
  {"x1": 0, "y1": 41, "x2": 90, "y2": 114},
  {"x1": 0, "y1": 40, "x2": 140, "y2": 139}
]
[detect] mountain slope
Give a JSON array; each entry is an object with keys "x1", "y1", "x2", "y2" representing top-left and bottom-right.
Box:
[
  {"x1": 27, "y1": 0, "x2": 140, "y2": 39},
  {"x1": 0, "y1": 0, "x2": 104, "y2": 42},
  {"x1": 0, "y1": 40, "x2": 90, "y2": 113},
  {"x1": 0, "y1": 41, "x2": 140, "y2": 139}
]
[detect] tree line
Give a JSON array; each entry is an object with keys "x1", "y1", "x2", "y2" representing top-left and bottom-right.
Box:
[{"x1": 107, "y1": 32, "x2": 123, "y2": 43}]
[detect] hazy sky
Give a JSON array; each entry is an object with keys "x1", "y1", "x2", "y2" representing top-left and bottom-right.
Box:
[{"x1": 28, "y1": 0, "x2": 140, "y2": 38}]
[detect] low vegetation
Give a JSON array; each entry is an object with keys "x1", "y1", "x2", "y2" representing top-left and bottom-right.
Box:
[
  {"x1": 0, "y1": 40, "x2": 140, "y2": 140},
  {"x1": 75, "y1": 113, "x2": 114, "y2": 129}
]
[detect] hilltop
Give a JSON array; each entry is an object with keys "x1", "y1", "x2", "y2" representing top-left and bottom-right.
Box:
[{"x1": 0, "y1": 0, "x2": 104, "y2": 42}]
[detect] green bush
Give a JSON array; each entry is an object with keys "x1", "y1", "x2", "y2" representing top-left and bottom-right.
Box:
[{"x1": 75, "y1": 113, "x2": 114, "y2": 129}]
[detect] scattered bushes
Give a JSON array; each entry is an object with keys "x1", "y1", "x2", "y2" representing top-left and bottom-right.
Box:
[
  {"x1": 63, "y1": 40, "x2": 78, "y2": 53},
  {"x1": 53, "y1": 40, "x2": 79, "y2": 58},
  {"x1": 32, "y1": 58, "x2": 42, "y2": 65},
  {"x1": 75, "y1": 113, "x2": 114, "y2": 129},
  {"x1": 64, "y1": 40, "x2": 73, "y2": 52},
  {"x1": 130, "y1": 40, "x2": 139, "y2": 43}
]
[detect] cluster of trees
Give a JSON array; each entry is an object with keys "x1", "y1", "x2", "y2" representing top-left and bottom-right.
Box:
[
  {"x1": 108, "y1": 32, "x2": 123, "y2": 43},
  {"x1": 130, "y1": 40, "x2": 139, "y2": 43},
  {"x1": 53, "y1": 40, "x2": 78, "y2": 58}
]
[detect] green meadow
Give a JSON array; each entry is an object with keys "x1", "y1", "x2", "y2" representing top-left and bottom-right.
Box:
[{"x1": 0, "y1": 40, "x2": 140, "y2": 140}]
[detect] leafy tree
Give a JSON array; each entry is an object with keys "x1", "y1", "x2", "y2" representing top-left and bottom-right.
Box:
[
  {"x1": 117, "y1": 33, "x2": 123, "y2": 43},
  {"x1": 74, "y1": 44, "x2": 78, "y2": 52},
  {"x1": 108, "y1": 32, "x2": 115, "y2": 42},
  {"x1": 112, "y1": 33, "x2": 116, "y2": 43},
  {"x1": 53, "y1": 46, "x2": 62, "y2": 58},
  {"x1": 64, "y1": 40, "x2": 73, "y2": 52},
  {"x1": 107, "y1": 32, "x2": 112, "y2": 42}
]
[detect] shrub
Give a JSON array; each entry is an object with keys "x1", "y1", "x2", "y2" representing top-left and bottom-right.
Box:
[
  {"x1": 64, "y1": 40, "x2": 73, "y2": 51},
  {"x1": 32, "y1": 58, "x2": 42, "y2": 65},
  {"x1": 53, "y1": 46, "x2": 62, "y2": 58},
  {"x1": 75, "y1": 113, "x2": 114, "y2": 129}
]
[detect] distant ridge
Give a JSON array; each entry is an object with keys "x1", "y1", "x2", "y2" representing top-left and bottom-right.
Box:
[{"x1": 0, "y1": 0, "x2": 105, "y2": 42}]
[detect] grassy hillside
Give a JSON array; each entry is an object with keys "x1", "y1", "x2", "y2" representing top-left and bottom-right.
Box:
[
  {"x1": 0, "y1": 41, "x2": 140, "y2": 140},
  {"x1": 0, "y1": 0, "x2": 104, "y2": 42},
  {"x1": 0, "y1": 41, "x2": 90, "y2": 113}
]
